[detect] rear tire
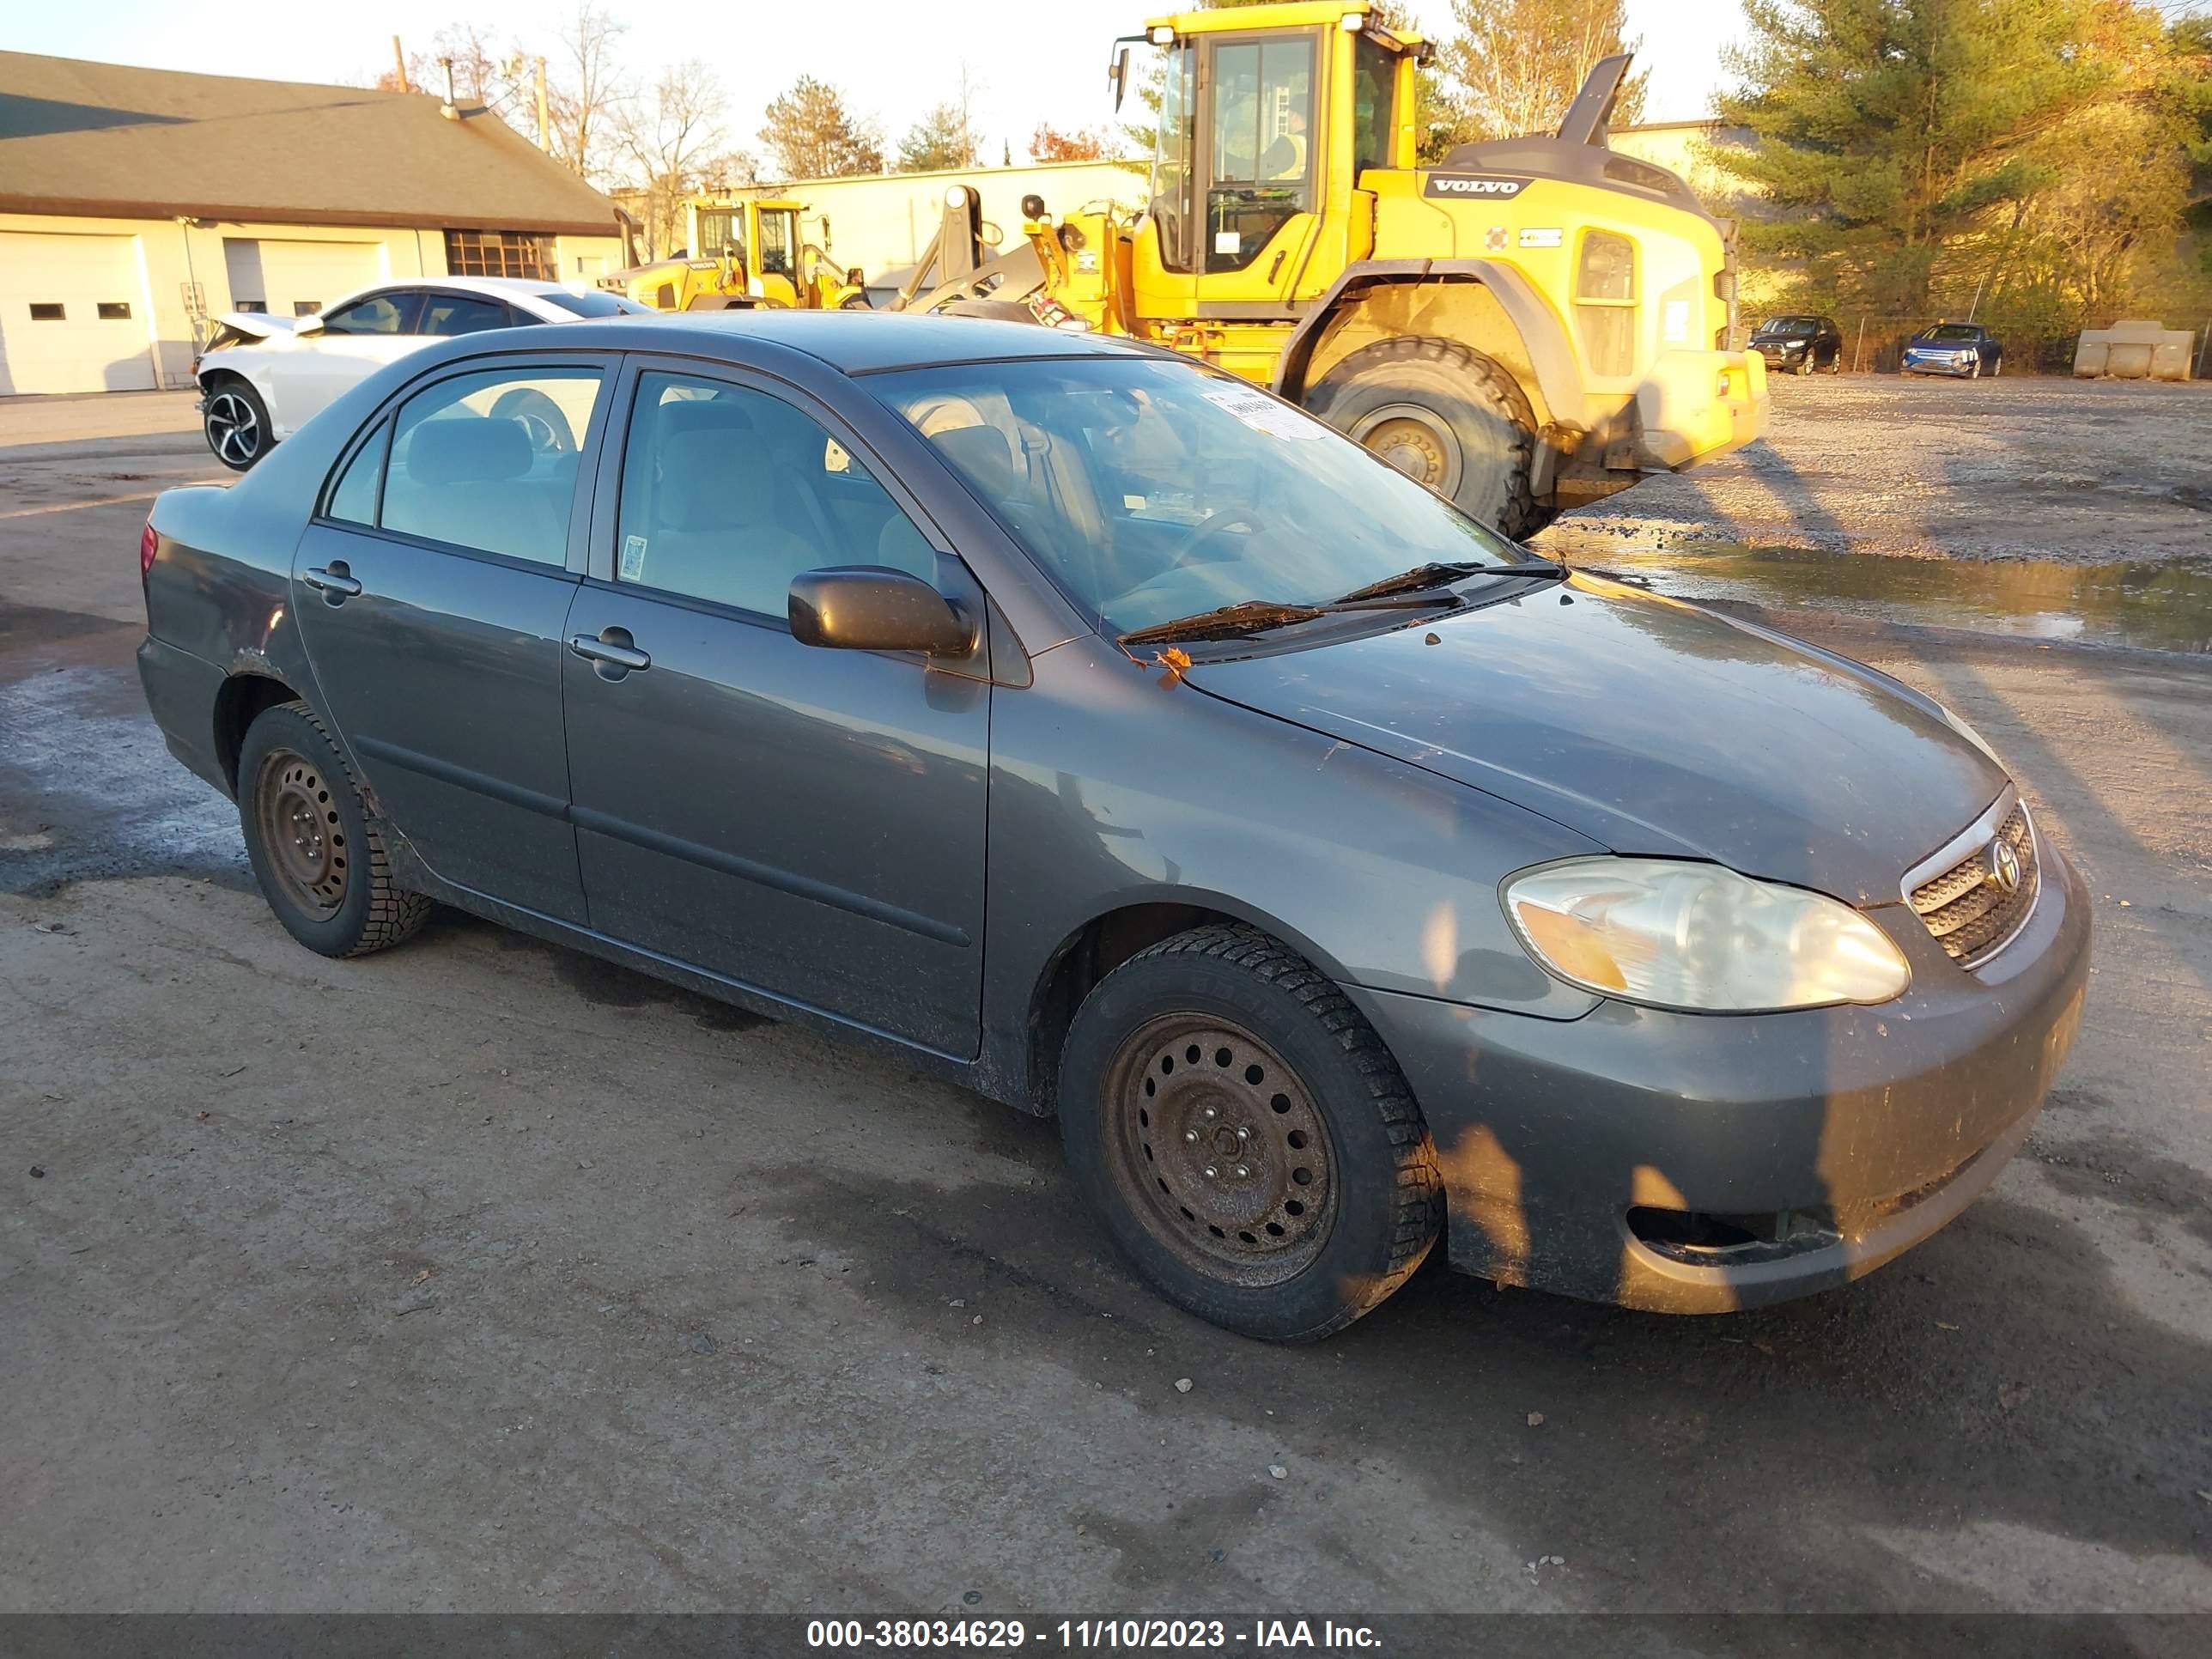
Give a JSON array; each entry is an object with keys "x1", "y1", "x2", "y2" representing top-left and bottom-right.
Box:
[
  {"x1": 202, "y1": 375, "x2": 272, "y2": 471},
  {"x1": 236, "y1": 701, "x2": 431, "y2": 959},
  {"x1": 1058, "y1": 924, "x2": 1443, "y2": 1341},
  {"x1": 1304, "y1": 337, "x2": 1545, "y2": 540}
]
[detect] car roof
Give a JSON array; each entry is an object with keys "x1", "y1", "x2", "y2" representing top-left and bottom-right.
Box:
[{"x1": 602, "y1": 310, "x2": 1164, "y2": 375}]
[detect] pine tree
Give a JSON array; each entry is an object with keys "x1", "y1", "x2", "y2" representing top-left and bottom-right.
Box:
[
  {"x1": 1715, "y1": 0, "x2": 2117, "y2": 313},
  {"x1": 758, "y1": 76, "x2": 883, "y2": 180}
]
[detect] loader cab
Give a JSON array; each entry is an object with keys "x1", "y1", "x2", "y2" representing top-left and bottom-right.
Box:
[{"x1": 1132, "y1": 4, "x2": 1422, "y2": 323}]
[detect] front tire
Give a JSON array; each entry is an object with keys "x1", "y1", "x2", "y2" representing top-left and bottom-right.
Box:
[
  {"x1": 1304, "y1": 337, "x2": 1545, "y2": 540},
  {"x1": 202, "y1": 376, "x2": 272, "y2": 471},
  {"x1": 236, "y1": 701, "x2": 430, "y2": 958},
  {"x1": 1059, "y1": 925, "x2": 1443, "y2": 1341}
]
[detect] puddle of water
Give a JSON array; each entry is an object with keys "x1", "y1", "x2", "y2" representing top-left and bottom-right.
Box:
[{"x1": 1579, "y1": 544, "x2": 2212, "y2": 654}]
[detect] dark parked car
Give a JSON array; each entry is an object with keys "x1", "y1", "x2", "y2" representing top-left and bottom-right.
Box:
[
  {"x1": 136, "y1": 313, "x2": 2090, "y2": 1340},
  {"x1": 1904, "y1": 322, "x2": 2004, "y2": 378},
  {"x1": 1749, "y1": 314, "x2": 1844, "y2": 375}
]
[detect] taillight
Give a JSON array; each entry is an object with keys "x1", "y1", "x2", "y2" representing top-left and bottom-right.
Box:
[{"x1": 139, "y1": 520, "x2": 158, "y2": 581}]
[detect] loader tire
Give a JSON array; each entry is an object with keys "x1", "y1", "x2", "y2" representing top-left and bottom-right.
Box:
[{"x1": 1304, "y1": 337, "x2": 1544, "y2": 540}]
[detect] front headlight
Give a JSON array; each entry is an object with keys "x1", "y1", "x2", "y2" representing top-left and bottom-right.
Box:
[{"x1": 1503, "y1": 859, "x2": 1911, "y2": 1012}]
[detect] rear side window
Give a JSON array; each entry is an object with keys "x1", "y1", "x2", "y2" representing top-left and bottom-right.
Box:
[
  {"x1": 419, "y1": 294, "x2": 514, "y2": 336},
  {"x1": 613, "y1": 371, "x2": 936, "y2": 619},
  {"x1": 325, "y1": 419, "x2": 388, "y2": 525},
  {"x1": 379, "y1": 368, "x2": 605, "y2": 564},
  {"x1": 1574, "y1": 229, "x2": 1638, "y2": 378}
]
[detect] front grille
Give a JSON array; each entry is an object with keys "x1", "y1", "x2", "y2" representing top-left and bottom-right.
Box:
[{"x1": 1910, "y1": 805, "x2": 2038, "y2": 966}]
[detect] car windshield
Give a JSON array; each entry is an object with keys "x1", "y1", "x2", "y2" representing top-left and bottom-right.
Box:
[
  {"x1": 869, "y1": 356, "x2": 1531, "y2": 637},
  {"x1": 1758, "y1": 318, "x2": 1817, "y2": 337},
  {"x1": 538, "y1": 289, "x2": 653, "y2": 318},
  {"x1": 1925, "y1": 325, "x2": 1980, "y2": 342}
]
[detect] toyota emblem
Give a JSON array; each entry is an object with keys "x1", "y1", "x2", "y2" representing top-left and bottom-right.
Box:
[{"x1": 1984, "y1": 838, "x2": 2021, "y2": 895}]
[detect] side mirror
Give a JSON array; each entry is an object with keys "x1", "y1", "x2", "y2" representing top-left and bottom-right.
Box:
[
  {"x1": 788, "y1": 567, "x2": 975, "y2": 658},
  {"x1": 1110, "y1": 46, "x2": 1131, "y2": 112}
]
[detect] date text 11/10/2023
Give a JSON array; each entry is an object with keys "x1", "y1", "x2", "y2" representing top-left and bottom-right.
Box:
[{"x1": 805, "y1": 1618, "x2": 1384, "y2": 1649}]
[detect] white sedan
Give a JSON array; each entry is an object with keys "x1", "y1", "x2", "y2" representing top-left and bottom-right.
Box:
[{"x1": 194, "y1": 276, "x2": 653, "y2": 470}]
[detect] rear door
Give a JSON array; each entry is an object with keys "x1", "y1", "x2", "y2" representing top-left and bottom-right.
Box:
[
  {"x1": 561, "y1": 358, "x2": 989, "y2": 1054},
  {"x1": 291, "y1": 353, "x2": 613, "y2": 922}
]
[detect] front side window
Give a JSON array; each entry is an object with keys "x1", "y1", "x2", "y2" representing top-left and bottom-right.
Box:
[
  {"x1": 378, "y1": 367, "x2": 605, "y2": 564},
  {"x1": 419, "y1": 293, "x2": 513, "y2": 336},
  {"x1": 873, "y1": 357, "x2": 1529, "y2": 638},
  {"x1": 319, "y1": 293, "x2": 419, "y2": 336},
  {"x1": 614, "y1": 372, "x2": 936, "y2": 619},
  {"x1": 1204, "y1": 35, "x2": 1315, "y2": 272}
]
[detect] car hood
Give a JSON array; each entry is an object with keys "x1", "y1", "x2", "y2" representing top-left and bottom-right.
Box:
[{"x1": 1182, "y1": 573, "x2": 2008, "y2": 906}]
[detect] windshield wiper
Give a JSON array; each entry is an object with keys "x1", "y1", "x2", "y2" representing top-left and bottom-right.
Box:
[
  {"x1": 1331, "y1": 557, "x2": 1562, "y2": 605},
  {"x1": 1118, "y1": 600, "x2": 1330, "y2": 647}
]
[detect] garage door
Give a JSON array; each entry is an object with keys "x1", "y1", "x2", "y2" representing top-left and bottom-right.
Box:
[
  {"x1": 0, "y1": 232, "x2": 157, "y2": 395},
  {"x1": 223, "y1": 238, "x2": 386, "y2": 320}
]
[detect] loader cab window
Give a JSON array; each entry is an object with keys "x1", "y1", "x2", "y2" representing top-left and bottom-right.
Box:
[
  {"x1": 1204, "y1": 35, "x2": 1316, "y2": 272},
  {"x1": 757, "y1": 210, "x2": 796, "y2": 279},
  {"x1": 1575, "y1": 229, "x2": 1638, "y2": 378},
  {"x1": 1351, "y1": 34, "x2": 1398, "y2": 176},
  {"x1": 1150, "y1": 43, "x2": 1198, "y2": 274},
  {"x1": 697, "y1": 210, "x2": 747, "y2": 275}
]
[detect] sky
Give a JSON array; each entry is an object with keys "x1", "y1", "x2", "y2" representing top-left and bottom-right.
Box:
[{"x1": 8, "y1": 1, "x2": 1756, "y2": 165}]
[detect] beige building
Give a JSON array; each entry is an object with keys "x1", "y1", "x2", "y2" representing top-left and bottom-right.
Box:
[
  {"x1": 0, "y1": 52, "x2": 629, "y2": 395},
  {"x1": 726, "y1": 160, "x2": 1146, "y2": 282}
]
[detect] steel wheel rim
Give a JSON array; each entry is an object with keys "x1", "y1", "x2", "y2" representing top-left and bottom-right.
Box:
[
  {"x1": 1103, "y1": 1014, "x2": 1338, "y2": 1286},
  {"x1": 255, "y1": 747, "x2": 349, "y2": 920},
  {"x1": 204, "y1": 391, "x2": 259, "y2": 465},
  {"x1": 1351, "y1": 404, "x2": 1462, "y2": 498}
]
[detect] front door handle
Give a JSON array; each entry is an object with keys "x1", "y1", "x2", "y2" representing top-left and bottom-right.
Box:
[
  {"x1": 568, "y1": 630, "x2": 652, "y2": 674},
  {"x1": 302, "y1": 564, "x2": 362, "y2": 599}
]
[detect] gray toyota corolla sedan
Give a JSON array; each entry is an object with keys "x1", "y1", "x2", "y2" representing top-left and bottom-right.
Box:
[{"x1": 136, "y1": 313, "x2": 2090, "y2": 1340}]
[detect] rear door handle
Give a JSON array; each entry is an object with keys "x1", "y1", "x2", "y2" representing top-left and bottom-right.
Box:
[
  {"x1": 568, "y1": 632, "x2": 652, "y2": 672},
  {"x1": 302, "y1": 566, "x2": 362, "y2": 598}
]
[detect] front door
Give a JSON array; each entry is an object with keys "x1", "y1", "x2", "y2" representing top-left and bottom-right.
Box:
[
  {"x1": 276, "y1": 289, "x2": 426, "y2": 429},
  {"x1": 562, "y1": 363, "x2": 989, "y2": 1055},
  {"x1": 1132, "y1": 29, "x2": 1322, "y2": 322},
  {"x1": 291, "y1": 356, "x2": 611, "y2": 923}
]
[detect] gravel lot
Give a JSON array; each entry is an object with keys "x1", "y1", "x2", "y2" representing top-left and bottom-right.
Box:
[
  {"x1": 3, "y1": 388, "x2": 2209, "y2": 1630},
  {"x1": 1540, "y1": 375, "x2": 2212, "y2": 566}
]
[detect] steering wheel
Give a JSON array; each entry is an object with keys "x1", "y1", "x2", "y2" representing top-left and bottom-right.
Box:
[{"x1": 1160, "y1": 508, "x2": 1261, "y2": 575}]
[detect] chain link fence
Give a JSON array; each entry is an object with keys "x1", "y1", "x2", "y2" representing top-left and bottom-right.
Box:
[{"x1": 1730, "y1": 313, "x2": 2212, "y2": 377}]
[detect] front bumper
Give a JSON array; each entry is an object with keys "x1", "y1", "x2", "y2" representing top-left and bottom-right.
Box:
[
  {"x1": 1902, "y1": 352, "x2": 1977, "y2": 377},
  {"x1": 1349, "y1": 842, "x2": 2091, "y2": 1313}
]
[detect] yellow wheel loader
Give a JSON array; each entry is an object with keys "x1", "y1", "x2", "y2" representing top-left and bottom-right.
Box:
[
  {"x1": 606, "y1": 198, "x2": 868, "y2": 313},
  {"x1": 892, "y1": 1, "x2": 1765, "y2": 537}
]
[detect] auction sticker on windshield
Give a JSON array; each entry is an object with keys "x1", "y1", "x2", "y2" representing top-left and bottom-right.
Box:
[{"x1": 1202, "y1": 385, "x2": 1325, "y2": 442}]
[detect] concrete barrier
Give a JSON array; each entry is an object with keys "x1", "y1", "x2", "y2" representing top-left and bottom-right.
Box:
[{"x1": 2073, "y1": 320, "x2": 2195, "y2": 381}]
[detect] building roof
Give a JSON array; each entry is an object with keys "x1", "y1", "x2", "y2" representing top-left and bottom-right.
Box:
[{"x1": 0, "y1": 52, "x2": 623, "y2": 237}]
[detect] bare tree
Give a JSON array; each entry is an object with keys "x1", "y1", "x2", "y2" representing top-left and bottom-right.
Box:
[
  {"x1": 1433, "y1": 0, "x2": 1647, "y2": 145},
  {"x1": 547, "y1": 2, "x2": 629, "y2": 182},
  {"x1": 617, "y1": 60, "x2": 739, "y2": 259}
]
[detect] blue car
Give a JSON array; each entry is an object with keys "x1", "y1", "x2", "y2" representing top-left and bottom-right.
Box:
[{"x1": 1903, "y1": 322, "x2": 2003, "y2": 379}]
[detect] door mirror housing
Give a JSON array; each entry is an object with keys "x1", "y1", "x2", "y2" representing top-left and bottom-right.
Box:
[
  {"x1": 1109, "y1": 46, "x2": 1132, "y2": 112},
  {"x1": 788, "y1": 567, "x2": 976, "y2": 658}
]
